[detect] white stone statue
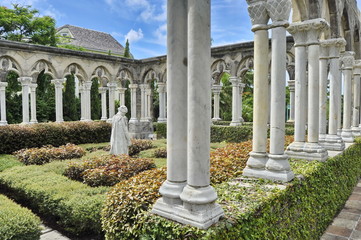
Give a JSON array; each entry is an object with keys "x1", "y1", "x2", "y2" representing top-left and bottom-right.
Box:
[{"x1": 110, "y1": 105, "x2": 131, "y2": 155}]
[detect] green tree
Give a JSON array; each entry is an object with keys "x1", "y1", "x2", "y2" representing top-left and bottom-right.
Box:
[
  {"x1": 91, "y1": 78, "x2": 101, "y2": 120},
  {"x1": 0, "y1": 4, "x2": 57, "y2": 46},
  {"x1": 63, "y1": 74, "x2": 79, "y2": 121},
  {"x1": 36, "y1": 71, "x2": 55, "y2": 122},
  {"x1": 123, "y1": 39, "x2": 131, "y2": 58},
  {"x1": 5, "y1": 71, "x2": 22, "y2": 124},
  {"x1": 219, "y1": 73, "x2": 232, "y2": 121}
]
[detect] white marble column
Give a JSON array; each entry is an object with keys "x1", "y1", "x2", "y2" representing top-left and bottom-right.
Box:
[
  {"x1": 79, "y1": 84, "x2": 85, "y2": 121},
  {"x1": 51, "y1": 79, "x2": 66, "y2": 123},
  {"x1": 179, "y1": 0, "x2": 223, "y2": 228},
  {"x1": 107, "y1": 82, "x2": 116, "y2": 122},
  {"x1": 0, "y1": 82, "x2": 8, "y2": 125},
  {"x1": 18, "y1": 77, "x2": 32, "y2": 124},
  {"x1": 99, "y1": 87, "x2": 108, "y2": 121},
  {"x1": 353, "y1": 60, "x2": 361, "y2": 135},
  {"x1": 157, "y1": 82, "x2": 167, "y2": 123},
  {"x1": 318, "y1": 41, "x2": 329, "y2": 142},
  {"x1": 29, "y1": 84, "x2": 38, "y2": 124},
  {"x1": 324, "y1": 38, "x2": 346, "y2": 151},
  {"x1": 243, "y1": 0, "x2": 270, "y2": 179},
  {"x1": 287, "y1": 80, "x2": 295, "y2": 123},
  {"x1": 146, "y1": 87, "x2": 152, "y2": 121},
  {"x1": 239, "y1": 82, "x2": 245, "y2": 123},
  {"x1": 118, "y1": 87, "x2": 126, "y2": 106},
  {"x1": 83, "y1": 81, "x2": 92, "y2": 121},
  {"x1": 129, "y1": 84, "x2": 138, "y2": 122},
  {"x1": 341, "y1": 51, "x2": 355, "y2": 142},
  {"x1": 139, "y1": 84, "x2": 147, "y2": 122},
  {"x1": 212, "y1": 85, "x2": 222, "y2": 121},
  {"x1": 264, "y1": 0, "x2": 294, "y2": 181},
  {"x1": 230, "y1": 77, "x2": 241, "y2": 126}
]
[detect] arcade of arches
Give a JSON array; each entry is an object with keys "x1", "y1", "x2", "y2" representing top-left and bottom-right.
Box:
[{"x1": 0, "y1": 0, "x2": 361, "y2": 230}]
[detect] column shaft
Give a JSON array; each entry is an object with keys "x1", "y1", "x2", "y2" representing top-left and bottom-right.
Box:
[
  {"x1": 230, "y1": 78, "x2": 240, "y2": 126},
  {"x1": 30, "y1": 84, "x2": 37, "y2": 124},
  {"x1": 239, "y1": 83, "x2": 245, "y2": 122},
  {"x1": 287, "y1": 80, "x2": 295, "y2": 122},
  {"x1": 0, "y1": 82, "x2": 8, "y2": 125},
  {"x1": 319, "y1": 56, "x2": 328, "y2": 139},
  {"x1": 352, "y1": 61, "x2": 361, "y2": 135},
  {"x1": 107, "y1": 83, "x2": 116, "y2": 121},
  {"x1": 99, "y1": 87, "x2": 108, "y2": 121},
  {"x1": 51, "y1": 79, "x2": 65, "y2": 123},
  {"x1": 129, "y1": 84, "x2": 138, "y2": 122},
  {"x1": 18, "y1": 77, "x2": 32, "y2": 124},
  {"x1": 157, "y1": 83, "x2": 167, "y2": 122}
]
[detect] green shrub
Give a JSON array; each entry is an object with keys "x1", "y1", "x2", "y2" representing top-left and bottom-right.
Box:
[
  {"x1": 0, "y1": 194, "x2": 41, "y2": 240},
  {"x1": 14, "y1": 143, "x2": 85, "y2": 165},
  {"x1": 0, "y1": 121, "x2": 111, "y2": 154},
  {"x1": 212, "y1": 121, "x2": 231, "y2": 126},
  {"x1": 64, "y1": 155, "x2": 156, "y2": 187},
  {"x1": 0, "y1": 155, "x2": 23, "y2": 172},
  {"x1": 0, "y1": 165, "x2": 108, "y2": 237},
  {"x1": 154, "y1": 148, "x2": 167, "y2": 158},
  {"x1": 153, "y1": 122, "x2": 166, "y2": 138},
  {"x1": 86, "y1": 139, "x2": 153, "y2": 156},
  {"x1": 210, "y1": 125, "x2": 252, "y2": 143}
]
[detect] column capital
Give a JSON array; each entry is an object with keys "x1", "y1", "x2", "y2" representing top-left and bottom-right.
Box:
[
  {"x1": 211, "y1": 85, "x2": 222, "y2": 94},
  {"x1": 246, "y1": 0, "x2": 269, "y2": 31},
  {"x1": 30, "y1": 83, "x2": 38, "y2": 90},
  {"x1": 266, "y1": 0, "x2": 291, "y2": 28},
  {"x1": 240, "y1": 82, "x2": 246, "y2": 93},
  {"x1": 18, "y1": 77, "x2": 32, "y2": 86},
  {"x1": 303, "y1": 19, "x2": 329, "y2": 45},
  {"x1": 145, "y1": 88, "x2": 152, "y2": 95},
  {"x1": 157, "y1": 82, "x2": 166, "y2": 93},
  {"x1": 353, "y1": 60, "x2": 361, "y2": 75},
  {"x1": 107, "y1": 82, "x2": 117, "y2": 89},
  {"x1": 117, "y1": 87, "x2": 127, "y2": 94},
  {"x1": 287, "y1": 80, "x2": 295, "y2": 91},
  {"x1": 83, "y1": 81, "x2": 92, "y2": 91},
  {"x1": 129, "y1": 84, "x2": 138, "y2": 89},
  {"x1": 0, "y1": 82, "x2": 8, "y2": 89},
  {"x1": 341, "y1": 51, "x2": 355, "y2": 70},
  {"x1": 51, "y1": 78, "x2": 66, "y2": 87},
  {"x1": 98, "y1": 87, "x2": 108, "y2": 94},
  {"x1": 322, "y1": 38, "x2": 346, "y2": 59},
  {"x1": 139, "y1": 84, "x2": 148, "y2": 90},
  {"x1": 229, "y1": 77, "x2": 241, "y2": 86}
]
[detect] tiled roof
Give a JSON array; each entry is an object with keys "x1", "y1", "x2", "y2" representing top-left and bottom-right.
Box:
[{"x1": 57, "y1": 24, "x2": 124, "y2": 55}]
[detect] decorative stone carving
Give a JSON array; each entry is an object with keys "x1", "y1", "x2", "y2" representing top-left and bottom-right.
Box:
[
  {"x1": 246, "y1": 0, "x2": 269, "y2": 31},
  {"x1": 266, "y1": 0, "x2": 291, "y2": 26}
]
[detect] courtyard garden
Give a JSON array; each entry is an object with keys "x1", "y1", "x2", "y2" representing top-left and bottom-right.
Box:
[{"x1": 0, "y1": 121, "x2": 360, "y2": 240}]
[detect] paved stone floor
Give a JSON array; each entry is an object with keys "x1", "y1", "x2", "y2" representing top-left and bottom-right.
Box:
[
  {"x1": 40, "y1": 224, "x2": 70, "y2": 240},
  {"x1": 321, "y1": 180, "x2": 361, "y2": 240}
]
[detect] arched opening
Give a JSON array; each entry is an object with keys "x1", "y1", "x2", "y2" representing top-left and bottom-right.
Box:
[
  {"x1": 341, "y1": 6, "x2": 352, "y2": 51},
  {"x1": 5, "y1": 71, "x2": 22, "y2": 124},
  {"x1": 90, "y1": 77, "x2": 101, "y2": 120},
  {"x1": 63, "y1": 74, "x2": 81, "y2": 121},
  {"x1": 35, "y1": 70, "x2": 55, "y2": 122}
]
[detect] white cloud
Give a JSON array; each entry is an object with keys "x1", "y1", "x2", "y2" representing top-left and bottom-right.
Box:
[
  {"x1": 153, "y1": 23, "x2": 167, "y2": 46},
  {"x1": 1, "y1": 0, "x2": 41, "y2": 7},
  {"x1": 125, "y1": 28, "x2": 144, "y2": 43},
  {"x1": 42, "y1": 5, "x2": 64, "y2": 20}
]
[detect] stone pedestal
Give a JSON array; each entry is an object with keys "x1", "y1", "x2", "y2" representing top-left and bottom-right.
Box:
[
  {"x1": 107, "y1": 82, "x2": 116, "y2": 123},
  {"x1": 157, "y1": 82, "x2": 167, "y2": 123},
  {"x1": 352, "y1": 61, "x2": 361, "y2": 136},
  {"x1": 129, "y1": 84, "x2": 138, "y2": 123},
  {"x1": 29, "y1": 84, "x2": 38, "y2": 124},
  {"x1": 230, "y1": 77, "x2": 241, "y2": 126},
  {"x1": 287, "y1": 80, "x2": 295, "y2": 123},
  {"x1": 51, "y1": 79, "x2": 66, "y2": 123},
  {"x1": 128, "y1": 120, "x2": 153, "y2": 139},
  {"x1": 341, "y1": 51, "x2": 355, "y2": 143},
  {"x1": 0, "y1": 82, "x2": 8, "y2": 125},
  {"x1": 212, "y1": 85, "x2": 222, "y2": 121},
  {"x1": 18, "y1": 77, "x2": 32, "y2": 125},
  {"x1": 99, "y1": 87, "x2": 108, "y2": 121}
]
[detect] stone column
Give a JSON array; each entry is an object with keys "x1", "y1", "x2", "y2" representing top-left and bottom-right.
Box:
[
  {"x1": 243, "y1": 0, "x2": 270, "y2": 179},
  {"x1": 303, "y1": 19, "x2": 328, "y2": 161},
  {"x1": 107, "y1": 82, "x2": 116, "y2": 122},
  {"x1": 51, "y1": 79, "x2": 66, "y2": 123},
  {"x1": 318, "y1": 41, "x2": 329, "y2": 142},
  {"x1": 157, "y1": 82, "x2": 167, "y2": 123},
  {"x1": 29, "y1": 84, "x2": 38, "y2": 124},
  {"x1": 118, "y1": 87, "x2": 126, "y2": 106},
  {"x1": 179, "y1": 0, "x2": 223, "y2": 228},
  {"x1": 79, "y1": 85, "x2": 85, "y2": 121},
  {"x1": 0, "y1": 82, "x2": 8, "y2": 125},
  {"x1": 18, "y1": 77, "x2": 32, "y2": 124},
  {"x1": 83, "y1": 81, "x2": 92, "y2": 121},
  {"x1": 99, "y1": 87, "x2": 108, "y2": 121},
  {"x1": 285, "y1": 21, "x2": 308, "y2": 157},
  {"x1": 230, "y1": 77, "x2": 241, "y2": 126},
  {"x1": 139, "y1": 84, "x2": 147, "y2": 122},
  {"x1": 287, "y1": 80, "x2": 295, "y2": 123},
  {"x1": 341, "y1": 51, "x2": 355, "y2": 142},
  {"x1": 146, "y1": 87, "x2": 152, "y2": 121},
  {"x1": 324, "y1": 38, "x2": 346, "y2": 151},
  {"x1": 239, "y1": 82, "x2": 245, "y2": 123},
  {"x1": 129, "y1": 84, "x2": 138, "y2": 122},
  {"x1": 264, "y1": 0, "x2": 294, "y2": 181},
  {"x1": 212, "y1": 85, "x2": 222, "y2": 121},
  {"x1": 353, "y1": 60, "x2": 361, "y2": 136}
]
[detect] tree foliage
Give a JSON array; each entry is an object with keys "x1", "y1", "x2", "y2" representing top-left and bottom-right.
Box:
[
  {"x1": 0, "y1": 4, "x2": 57, "y2": 46},
  {"x1": 91, "y1": 78, "x2": 101, "y2": 120},
  {"x1": 123, "y1": 39, "x2": 131, "y2": 58},
  {"x1": 36, "y1": 71, "x2": 55, "y2": 122},
  {"x1": 63, "y1": 74, "x2": 79, "y2": 121}
]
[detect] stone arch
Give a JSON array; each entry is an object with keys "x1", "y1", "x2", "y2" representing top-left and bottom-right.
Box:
[
  {"x1": 143, "y1": 69, "x2": 159, "y2": 84},
  {"x1": 341, "y1": 5, "x2": 352, "y2": 51},
  {"x1": 286, "y1": 51, "x2": 295, "y2": 80},
  {"x1": 291, "y1": 0, "x2": 308, "y2": 22},
  {"x1": 91, "y1": 66, "x2": 111, "y2": 87},
  {"x1": 160, "y1": 69, "x2": 167, "y2": 83},
  {"x1": 211, "y1": 59, "x2": 230, "y2": 85},
  {"x1": 63, "y1": 63, "x2": 87, "y2": 82},
  {"x1": 237, "y1": 56, "x2": 254, "y2": 81},
  {"x1": 308, "y1": 0, "x2": 320, "y2": 19},
  {"x1": 328, "y1": 0, "x2": 340, "y2": 38},
  {"x1": 0, "y1": 56, "x2": 22, "y2": 80},
  {"x1": 30, "y1": 60, "x2": 56, "y2": 80},
  {"x1": 116, "y1": 68, "x2": 134, "y2": 87}
]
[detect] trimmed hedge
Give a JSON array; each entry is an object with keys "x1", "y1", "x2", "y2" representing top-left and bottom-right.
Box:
[
  {"x1": 0, "y1": 165, "x2": 108, "y2": 237},
  {"x1": 0, "y1": 194, "x2": 41, "y2": 240},
  {"x1": 0, "y1": 121, "x2": 111, "y2": 154}
]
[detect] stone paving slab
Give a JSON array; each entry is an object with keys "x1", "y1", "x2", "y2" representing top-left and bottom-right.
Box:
[{"x1": 40, "y1": 224, "x2": 70, "y2": 240}]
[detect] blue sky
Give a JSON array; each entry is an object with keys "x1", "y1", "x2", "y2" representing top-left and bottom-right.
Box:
[{"x1": 2, "y1": 0, "x2": 361, "y2": 59}]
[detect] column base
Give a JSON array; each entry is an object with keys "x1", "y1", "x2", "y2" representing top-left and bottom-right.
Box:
[
  {"x1": 20, "y1": 122, "x2": 30, "y2": 125},
  {"x1": 337, "y1": 129, "x2": 342, "y2": 136},
  {"x1": 55, "y1": 120, "x2": 64, "y2": 123},
  {"x1": 287, "y1": 119, "x2": 295, "y2": 123},
  {"x1": 230, "y1": 121, "x2": 241, "y2": 126},
  {"x1": 100, "y1": 117, "x2": 108, "y2": 121},
  {"x1": 81, "y1": 119, "x2": 92, "y2": 122},
  {"x1": 212, "y1": 118, "x2": 222, "y2": 121},
  {"x1": 319, "y1": 133, "x2": 327, "y2": 142},
  {"x1": 157, "y1": 118, "x2": 167, "y2": 123},
  {"x1": 341, "y1": 129, "x2": 354, "y2": 143},
  {"x1": 30, "y1": 120, "x2": 38, "y2": 124},
  {"x1": 321, "y1": 134, "x2": 345, "y2": 151},
  {"x1": 245, "y1": 151, "x2": 268, "y2": 169},
  {"x1": 0, "y1": 121, "x2": 8, "y2": 126},
  {"x1": 351, "y1": 126, "x2": 361, "y2": 136},
  {"x1": 239, "y1": 117, "x2": 244, "y2": 123},
  {"x1": 106, "y1": 118, "x2": 113, "y2": 123},
  {"x1": 265, "y1": 154, "x2": 294, "y2": 182}
]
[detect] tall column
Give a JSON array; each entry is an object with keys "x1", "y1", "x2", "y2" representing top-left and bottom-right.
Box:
[
  {"x1": 303, "y1": 19, "x2": 328, "y2": 161},
  {"x1": 79, "y1": 85, "x2": 85, "y2": 121},
  {"x1": 324, "y1": 38, "x2": 346, "y2": 151},
  {"x1": 157, "y1": 82, "x2": 167, "y2": 123},
  {"x1": 146, "y1": 87, "x2": 152, "y2": 121},
  {"x1": 99, "y1": 87, "x2": 108, "y2": 121},
  {"x1": 139, "y1": 84, "x2": 147, "y2": 122},
  {"x1": 179, "y1": 0, "x2": 223, "y2": 228},
  {"x1": 239, "y1": 82, "x2": 245, "y2": 123},
  {"x1": 230, "y1": 77, "x2": 241, "y2": 126},
  {"x1": 83, "y1": 81, "x2": 92, "y2": 121},
  {"x1": 212, "y1": 85, "x2": 222, "y2": 121},
  {"x1": 341, "y1": 51, "x2": 355, "y2": 142},
  {"x1": 243, "y1": 0, "x2": 270, "y2": 179},
  {"x1": 29, "y1": 84, "x2": 38, "y2": 124},
  {"x1": 118, "y1": 88, "x2": 126, "y2": 106},
  {"x1": 264, "y1": 0, "x2": 294, "y2": 181},
  {"x1": 287, "y1": 80, "x2": 295, "y2": 123},
  {"x1": 129, "y1": 84, "x2": 138, "y2": 122},
  {"x1": 18, "y1": 77, "x2": 32, "y2": 124},
  {"x1": 318, "y1": 41, "x2": 329, "y2": 142},
  {"x1": 353, "y1": 61, "x2": 361, "y2": 135},
  {"x1": 0, "y1": 82, "x2": 8, "y2": 125},
  {"x1": 51, "y1": 79, "x2": 66, "y2": 123},
  {"x1": 107, "y1": 82, "x2": 116, "y2": 122}
]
